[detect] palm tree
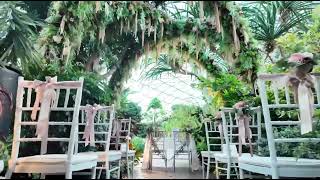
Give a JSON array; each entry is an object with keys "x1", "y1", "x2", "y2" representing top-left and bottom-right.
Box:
[
  {"x1": 242, "y1": 1, "x2": 314, "y2": 61},
  {"x1": 0, "y1": 1, "x2": 43, "y2": 73}
]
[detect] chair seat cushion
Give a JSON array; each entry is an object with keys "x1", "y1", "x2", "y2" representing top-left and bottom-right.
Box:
[
  {"x1": 214, "y1": 152, "x2": 238, "y2": 163},
  {"x1": 85, "y1": 151, "x2": 122, "y2": 162},
  {"x1": 238, "y1": 153, "x2": 320, "y2": 168},
  {"x1": 201, "y1": 151, "x2": 221, "y2": 158},
  {"x1": 16, "y1": 153, "x2": 98, "y2": 165}
]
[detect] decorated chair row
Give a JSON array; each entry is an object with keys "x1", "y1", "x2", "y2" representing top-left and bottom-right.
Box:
[
  {"x1": 75, "y1": 106, "x2": 135, "y2": 179},
  {"x1": 4, "y1": 76, "x2": 135, "y2": 179},
  {"x1": 201, "y1": 106, "x2": 262, "y2": 179}
]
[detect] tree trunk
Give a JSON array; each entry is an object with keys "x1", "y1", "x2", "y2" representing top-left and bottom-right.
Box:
[{"x1": 85, "y1": 53, "x2": 100, "y2": 72}]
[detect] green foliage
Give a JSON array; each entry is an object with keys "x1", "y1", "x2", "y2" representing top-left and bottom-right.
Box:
[
  {"x1": 131, "y1": 136, "x2": 145, "y2": 161},
  {"x1": 147, "y1": 97, "x2": 163, "y2": 110},
  {"x1": 117, "y1": 89, "x2": 142, "y2": 121},
  {"x1": 257, "y1": 123, "x2": 320, "y2": 159},
  {"x1": 276, "y1": 5, "x2": 320, "y2": 64},
  {"x1": 117, "y1": 88, "x2": 145, "y2": 137},
  {"x1": 162, "y1": 104, "x2": 201, "y2": 133},
  {"x1": 242, "y1": 1, "x2": 314, "y2": 55},
  {"x1": 0, "y1": 1, "x2": 43, "y2": 73},
  {"x1": 235, "y1": 45, "x2": 261, "y2": 84},
  {"x1": 198, "y1": 73, "x2": 255, "y2": 110}
]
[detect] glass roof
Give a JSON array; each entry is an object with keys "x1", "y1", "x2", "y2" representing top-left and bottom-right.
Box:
[{"x1": 124, "y1": 66, "x2": 206, "y2": 113}]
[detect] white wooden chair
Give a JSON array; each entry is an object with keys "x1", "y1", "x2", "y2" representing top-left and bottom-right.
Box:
[
  {"x1": 200, "y1": 118, "x2": 224, "y2": 179},
  {"x1": 172, "y1": 129, "x2": 192, "y2": 172},
  {"x1": 238, "y1": 74, "x2": 320, "y2": 179},
  {"x1": 76, "y1": 104, "x2": 122, "y2": 179},
  {"x1": 217, "y1": 107, "x2": 262, "y2": 179},
  {"x1": 5, "y1": 76, "x2": 98, "y2": 179},
  {"x1": 151, "y1": 129, "x2": 167, "y2": 170},
  {"x1": 111, "y1": 118, "x2": 135, "y2": 179}
]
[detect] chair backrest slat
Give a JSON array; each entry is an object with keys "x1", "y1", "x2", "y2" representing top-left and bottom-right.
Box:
[
  {"x1": 26, "y1": 88, "x2": 32, "y2": 108},
  {"x1": 64, "y1": 89, "x2": 70, "y2": 108}
]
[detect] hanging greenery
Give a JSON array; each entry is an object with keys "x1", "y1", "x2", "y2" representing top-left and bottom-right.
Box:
[{"x1": 37, "y1": 1, "x2": 259, "y2": 102}]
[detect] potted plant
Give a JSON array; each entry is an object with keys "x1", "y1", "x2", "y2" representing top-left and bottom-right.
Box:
[{"x1": 0, "y1": 1, "x2": 42, "y2": 139}]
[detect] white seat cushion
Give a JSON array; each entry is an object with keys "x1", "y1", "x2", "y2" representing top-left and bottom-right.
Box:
[
  {"x1": 239, "y1": 153, "x2": 320, "y2": 168},
  {"x1": 82, "y1": 151, "x2": 122, "y2": 162},
  {"x1": 214, "y1": 152, "x2": 238, "y2": 163},
  {"x1": 16, "y1": 153, "x2": 97, "y2": 165},
  {"x1": 201, "y1": 151, "x2": 221, "y2": 158}
]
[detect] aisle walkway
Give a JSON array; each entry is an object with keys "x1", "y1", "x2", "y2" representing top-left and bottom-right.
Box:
[{"x1": 134, "y1": 156, "x2": 202, "y2": 179}]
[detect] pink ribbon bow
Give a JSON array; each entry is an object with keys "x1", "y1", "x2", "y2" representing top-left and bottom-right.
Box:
[
  {"x1": 31, "y1": 77, "x2": 57, "y2": 138},
  {"x1": 233, "y1": 101, "x2": 253, "y2": 156},
  {"x1": 269, "y1": 73, "x2": 315, "y2": 134},
  {"x1": 82, "y1": 104, "x2": 101, "y2": 146},
  {"x1": 236, "y1": 114, "x2": 253, "y2": 156}
]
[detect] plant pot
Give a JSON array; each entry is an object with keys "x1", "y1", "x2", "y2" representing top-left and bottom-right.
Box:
[{"x1": 0, "y1": 67, "x2": 20, "y2": 140}]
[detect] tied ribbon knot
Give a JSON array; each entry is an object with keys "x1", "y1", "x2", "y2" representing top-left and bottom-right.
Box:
[
  {"x1": 82, "y1": 104, "x2": 101, "y2": 146},
  {"x1": 271, "y1": 73, "x2": 315, "y2": 134},
  {"x1": 31, "y1": 77, "x2": 57, "y2": 139}
]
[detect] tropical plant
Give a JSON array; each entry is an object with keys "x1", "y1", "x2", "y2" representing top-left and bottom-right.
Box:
[
  {"x1": 0, "y1": 1, "x2": 43, "y2": 73},
  {"x1": 131, "y1": 136, "x2": 145, "y2": 161},
  {"x1": 242, "y1": 1, "x2": 314, "y2": 61},
  {"x1": 147, "y1": 97, "x2": 163, "y2": 111},
  {"x1": 197, "y1": 73, "x2": 256, "y2": 110},
  {"x1": 162, "y1": 104, "x2": 201, "y2": 133},
  {"x1": 276, "y1": 5, "x2": 320, "y2": 56}
]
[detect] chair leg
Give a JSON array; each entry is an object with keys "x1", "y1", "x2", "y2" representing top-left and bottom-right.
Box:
[
  {"x1": 215, "y1": 160, "x2": 219, "y2": 179},
  {"x1": 91, "y1": 166, "x2": 97, "y2": 179},
  {"x1": 105, "y1": 162, "x2": 110, "y2": 179},
  {"x1": 239, "y1": 168, "x2": 244, "y2": 179},
  {"x1": 227, "y1": 162, "x2": 231, "y2": 179},
  {"x1": 173, "y1": 153, "x2": 176, "y2": 172},
  {"x1": 117, "y1": 160, "x2": 121, "y2": 179},
  {"x1": 202, "y1": 156, "x2": 205, "y2": 179},
  {"x1": 206, "y1": 157, "x2": 210, "y2": 179},
  {"x1": 126, "y1": 159, "x2": 130, "y2": 179},
  {"x1": 65, "y1": 167, "x2": 72, "y2": 179},
  {"x1": 234, "y1": 164, "x2": 239, "y2": 179},
  {"x1": 97, "y1": 163, "x2": 103, "y2": 179},
  {"x1": 131, "y1": 158, "x2": 134, "y2": 178},
  {"x1": 5, "y1": 163, "x2": 15, "y2": 179},
  {"x1": 165, "y1": 156, "x2": 167, "y2": 169}
]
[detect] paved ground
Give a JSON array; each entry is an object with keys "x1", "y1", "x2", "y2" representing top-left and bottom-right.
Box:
[{"x1": 133, "y1": 156, "x2": 202, "y2": 179}]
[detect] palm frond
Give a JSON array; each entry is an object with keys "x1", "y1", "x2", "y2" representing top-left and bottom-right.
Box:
[{"x1": 0, "y1": 1, "x2": 43, "y2": 72}]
